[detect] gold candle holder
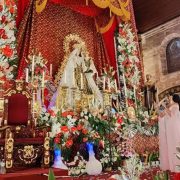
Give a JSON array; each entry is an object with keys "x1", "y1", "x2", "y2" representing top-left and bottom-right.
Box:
[
  {"x1": 71, "y1": 86, "x2": 77, "y2": 110},
  {"x1": 61, "y1": 85, "x2": 68, "y2": 110},
  {"x1": 103, "y1": 90, "x2": 112, "y2": 108}
]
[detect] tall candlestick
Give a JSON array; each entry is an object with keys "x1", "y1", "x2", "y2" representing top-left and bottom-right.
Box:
[
  {"x1": 103, "y1": 76, "x2": 106, "y2": 91},
  {"x1": 32, "y1": 55, "x2": 35, "y2": 79},
  {"x1": 108, "y1": 78, "x2": 110, "y2": 91},
  {"x1": 81, "y1": 73, "x2": 83, "y2": 89},
  {"x1": 73, "y1": 71, "x2": 75, "y2": 87},
  {"x1": 50, "y1": 64, "x2": 52, "y2": 77},
  {"x1": 114, "y1": 79, "x2": 117, "y2": 92},
  {"x1": 64, "y1": 70, "x2": 67, "y2": 84},
  {"x1": 42, "y1": 71, "x2": 45, "y2": 87},
  {"x1": 122, "y1": 73, "x2": 128, "y2": 107},
  {"x1": 133, "y1": 85, "x2": 137, "y2": 108},
  {"x1": 25, "y1": 68, "x2": 29, "y2": 83}
]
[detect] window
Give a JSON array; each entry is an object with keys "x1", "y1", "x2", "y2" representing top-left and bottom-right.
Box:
[{"x1": 166, "y1": 38, "x2": 180, "y2": 73}]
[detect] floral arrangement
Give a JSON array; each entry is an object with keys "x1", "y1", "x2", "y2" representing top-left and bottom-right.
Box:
[
  {"x1": 27, "y1": 51, "x2": 50, "y2": 87},
  {"x1": 121, "y1": 154, "x2": 144, "y2": 180},
  {"x1": 0, "y1": 0, "x2": 18, "y2": 80},
  {"x1": 115, "y1": 22, "x2": 142, "y2": 108}
]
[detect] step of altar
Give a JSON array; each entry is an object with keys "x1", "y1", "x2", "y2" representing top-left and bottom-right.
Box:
[{"x1": 0, "y1": 168, "x2": 68, "y2": 180}]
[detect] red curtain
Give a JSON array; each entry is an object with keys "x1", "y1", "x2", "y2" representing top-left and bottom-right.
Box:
[
  {"x1": 102, "y1": 17, "x2": 118, "y2": 75},
  {"x1": 16, "y1": 0, "x2": 30, "y2": 27},
  {"x1": 51, "y1": 0, "x2": 103, "y2": 17}
]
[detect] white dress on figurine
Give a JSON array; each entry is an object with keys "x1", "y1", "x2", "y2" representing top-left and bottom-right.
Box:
[{"x1": 49, "y1": 46, "x2": 103, "y2": 108}]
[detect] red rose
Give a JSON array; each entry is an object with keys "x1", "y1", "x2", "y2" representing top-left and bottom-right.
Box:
[
  {"x1": 54, "y1": 137, "x2": 60, "y2": 144},
  {"x1": 61, "y1": 126, "x2": 69, "y2": 132},
  {"x1": 2, "y1": 45, "x2": 13, "y2": 58},
  {"x1": 77, "y1": 124, "x2": 83, "y2": 131},
  {"x1": 71, "y1": 127, "x2": 77, "y2": 132},
  {"x1": 65, "y1": 139, "x2": 73, "y2": 148},
  {"x1": 82, "y1": 128, "x2": 88, "y2": 135}
]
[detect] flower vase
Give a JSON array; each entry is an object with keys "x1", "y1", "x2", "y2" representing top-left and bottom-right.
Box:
[
  {"x1": 52, "y1": 149, "x2": 68, "y2": 169},
  {"x1": 85, "y1": 142, "x2": 102, "y2": 175}
]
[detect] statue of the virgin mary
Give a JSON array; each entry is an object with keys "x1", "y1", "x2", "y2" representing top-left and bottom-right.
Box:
[{"x1": 49, "y1": 41, "x2": 103, "y2": 109}]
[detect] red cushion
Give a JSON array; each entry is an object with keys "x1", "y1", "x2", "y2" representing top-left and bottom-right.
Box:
[{"x1": 8, "y1": 94, "x2": 29, "y2": 125}]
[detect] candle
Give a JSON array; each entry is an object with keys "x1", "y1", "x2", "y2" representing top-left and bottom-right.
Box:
[
  {"x1": 114, "y1": 79, "x2": 117, "y2": 92},
  {"x1": 81, "y1": 73, "x2": 83, "y2": 89},
  {"x1": 25, "y1": 68, "x2": 29, "y2": 83},
  {"x1": 50, "y1": 64, "x2": 52, "y2": 77},
  {"x1": 122, "y1": 74, "x2": 127, "y2": 96},
  {"x1": 108, "y1": 78, "x2": 110, "y2": 91},
  {"x1": 133, "y1": 85, "x2": 137, "y2": 108},
  {"x1": 64, "y1": 70, "x2": 67, "y2": 84},
  {"x1": 42, "y1": 71, "x2": 45, "y2": 87},
  {"x1": 73, "y1": 71, "x2": 75, "y2": 87},
  {"x1": 32, "y1": 55, "x2": 35, "y2": 78},
  {"x1": 86, "y1": 0, "x2": 88, "y2": 5},
  {"x1": 122, "y1": 73, "x2": 128, "y2": 107},
  {"x1": 103, "y1": 76, "x2": 106, "y2": 91},
  {"x1": 32, "y1": 92, "x2": 35, "y2": 118}
]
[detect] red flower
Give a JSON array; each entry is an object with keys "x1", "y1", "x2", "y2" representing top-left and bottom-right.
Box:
[
  {"x1": 54, "y1": 137, "x2": 60, "y2": 144},
  {"x1": 9, "y1": 7, "x2": 14, "y2": 14},
  {"x1": 127, "y1": 99, "x2": 134, "y2": 107},
  {"x1": 48, "y1": 109, "x2": 56, "y2": 117},
  {"x1": 2, "y1": 45, "x2": 13, "y2": 58},
  {"x1": 57, "y1": 133, "x2": 62, "y2": 138},
  {"x1": 82, "y1": 128, "x2": 88, "y2": 135},
  {"x1": 83, "y1": 138, "x2": 88, "y2": 142},
  {"x1": 71, "y1": 127, "x2": 77, "y2": 132},
  {"x1": 77, "y1": 124, "x2": 83, "y2": 131},
  {"x1": 117, "y1": 118, "x2": 123, "y2": 124},
  {"x1": 0, "y1": 5, "x2": 3, "y2": 12},
  {"x1": 65, "y1": 139, "x2": 73, "y2": 148},
  {"x1": 99, "y1": 140, "x2": 104, "y2": 148},
  {"x1": 0, "y1": 29, "x2": 5, "y2": 37},
  {"x1": 122, "y1": 59, "x2": 131, "y2": 68},
  {"x1": 1, "y1": 15, "x2": 6, "y2": 24},
  {"x1": 61, "y1": 126, "x2": 69, "y2": 132},
  {"x1": 61, "y1": 111, "x2": 74, "y2": 118},
  {"x1": 6, "y1": 0, "x2": 15, "y2": 6}
]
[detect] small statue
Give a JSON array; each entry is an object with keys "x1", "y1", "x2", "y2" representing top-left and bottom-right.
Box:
[{"x1": 144, "y1": 74, "x2": 157, "y2": 113}]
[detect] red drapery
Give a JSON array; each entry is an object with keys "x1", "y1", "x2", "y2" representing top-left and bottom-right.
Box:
[{"x1": 16, "y1": 0, "x2": 30, "y2": 27}]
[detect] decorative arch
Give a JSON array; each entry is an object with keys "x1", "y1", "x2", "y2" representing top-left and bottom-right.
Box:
[{"x1": 160, "y1": 33, "x2": 180, "y2": 74}]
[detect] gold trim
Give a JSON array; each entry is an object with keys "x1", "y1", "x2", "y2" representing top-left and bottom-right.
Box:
[
  {"x1": 5, "y1": 130, "x2": 14, "y2": 169},
  {"x1": 97, "y1": 16, "x2": 115, "y2": 34},
  {"x1": 36, "y1": 0, "x2": 48, "y2": 13},
  {"x1": 43, "y1": 133, "x2": 50, "y2": 165}
]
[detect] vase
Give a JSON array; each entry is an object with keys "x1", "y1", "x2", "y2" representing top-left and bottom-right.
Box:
[
  {"x1": 52, "y1": 148, "x2": 68, "y2": 169},
  {"x1": 85, "y1": 142, "x2": 102, "y2": 175}
]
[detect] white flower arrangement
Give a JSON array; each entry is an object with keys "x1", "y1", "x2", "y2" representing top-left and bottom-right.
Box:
[{"x1": 121, "y1": 154, "x2": 144, "y2": 180}]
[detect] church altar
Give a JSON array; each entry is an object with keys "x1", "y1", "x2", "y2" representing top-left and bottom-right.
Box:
[{"x1": 0, "y1": 0, "x2": 162, "y2": 179}]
